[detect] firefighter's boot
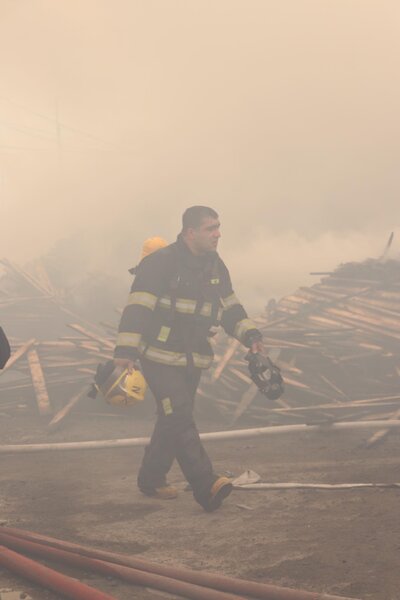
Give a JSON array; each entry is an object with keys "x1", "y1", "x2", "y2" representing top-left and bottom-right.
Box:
[
  {"x1": 203, "y1": 477, "x2": 233, "y2": 512},
  {"x1": 141, "y1": 485, "x2": 178, "y2": 500}
]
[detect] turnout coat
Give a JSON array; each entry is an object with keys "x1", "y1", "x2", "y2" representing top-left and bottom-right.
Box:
[{"x1": 114, "y1": 236, "x2": 260, "y2": 369}]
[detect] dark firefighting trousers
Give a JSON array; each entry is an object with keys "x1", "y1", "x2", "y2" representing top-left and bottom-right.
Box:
[{"x1": 137, "y1": 358, "x2": 217, "y2": 507}]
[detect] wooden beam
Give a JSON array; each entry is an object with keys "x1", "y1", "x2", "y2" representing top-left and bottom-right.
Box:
[
  {"x1": 0, "y1": 339, "x2": 36, "y2": 374},
  {"x1": 27, "y1": 349, "x2": 51, "y2": 416},
  {"x1": 68, "y1": 324, "x2": 114, "y2": 349},
  {"x1": 211, "y1": 339, "x2": 240, "y2": 381},
  {"x1": 229, "y1": 384, "x2": 259, "y2": 426},
  {"x1": 48, "y1": 386, "x2": 89, "y2": 430}
]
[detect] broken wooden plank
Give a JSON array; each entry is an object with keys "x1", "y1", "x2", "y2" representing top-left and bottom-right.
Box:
[
  {"x1": 48, "y1": 385, "x2": 89, "y2": 430},
  {"x1": 68, "y1": 323, "x2": 114, "y2": 349},
  {"x1": 0, "y1": 338, "x2": 36, "y2": 374},
  {"x1": 27, "y1": 349, "x2": 51, "y2": 416},
  {"x1": 365, "y1": 407, "x2": 400, "y2": 448},
  {"x1": 212, "y1": 339, "x2": 240, "y2": 381},
  {"x1": 229, "y1": 383, "x2": 260, "y2": 426}
]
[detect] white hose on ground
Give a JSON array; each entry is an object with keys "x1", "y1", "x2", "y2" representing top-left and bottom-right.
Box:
[{"x1": 1, "y1": 419, "x2": 400, "y2": 454}]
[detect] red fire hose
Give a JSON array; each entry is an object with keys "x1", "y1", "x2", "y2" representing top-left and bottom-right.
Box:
[
  {"x1": 0, "y1": 532, "x2": 246, "y2": 600},
  {"x1": 0, "y1": 526, "x2": 359, "y2": 600},
  {"x1": 0, "y1": 544, "x2": 116, "y2": 600}
]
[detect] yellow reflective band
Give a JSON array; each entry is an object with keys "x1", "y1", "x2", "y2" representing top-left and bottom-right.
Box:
[
  {"x1": 144, "y1": 346, "x2": 187, "y2": 366},
  {"x1": 162, "y1": 397, "x2": 173, "y2": 415},
  {"x1": 116, "y1": 332, "x2": 142, "y2": 348},
  {"x1": 234, "y1": 318, "x2": 256, "y2": 342},
  {"x1": 175, "y1": 299, "x2": 197, "y2": 313},
  {"x1": 157, "y1": 326, "x2": 171, "y2": 343},
  {"x1": 126, "y1": 291, "x2": 158, "y2": 310},
  {"x1": 157, "y1": 296, "x2": 171, "y2": 310},
  {"x1": 200, "y1": 302, "x2": 212, "y2": 317},
  {"x1": 192, "y1": 353, "x2": 213, "y2": 369},
  {"x1": 157, "y1": 296, "x2": 213, "y2": 317},
  {"x1": 216, "y1": 307, "x2": 223, "y2": 322},
  {"x1": 158, "y1": 296, "x2": 196, "y2": 313},
  {"x1": 221, "y1": 293, "x2": 241, "y2": 310},
  {"x1": 143, "y1": 346, "x2": 213, "y2": 369}
]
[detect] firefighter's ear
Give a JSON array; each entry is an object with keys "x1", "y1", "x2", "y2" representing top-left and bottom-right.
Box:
[{"x1": 185, "y1": 227, "x2": 196, "y2": 241}]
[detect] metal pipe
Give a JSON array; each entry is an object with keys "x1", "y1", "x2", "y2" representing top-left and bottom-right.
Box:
[
  {"x1": 0, "y1": 544, "x2": 116, "y2": 600},
  {"x1": 0, "y1": 527, "x2": 360, "y2": 600}
]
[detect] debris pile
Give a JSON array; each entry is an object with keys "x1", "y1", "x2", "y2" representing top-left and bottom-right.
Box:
[
  {"x1": 199, "y1": 257, "x2": 400, "y2": 434},
  {"x1": 0, "y1": 258, "x2": 116, "y2": 428},
  {"x1": 2, "y1": 253, "x2": 400, "y2": 440}
]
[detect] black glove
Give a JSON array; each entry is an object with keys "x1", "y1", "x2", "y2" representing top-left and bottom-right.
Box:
[
  {"x1": 88, "y1": 360, "x2": 116, "y2": 399},
  {"x1": 242, "y1": 328, "x2": 263, "y2": 348}
]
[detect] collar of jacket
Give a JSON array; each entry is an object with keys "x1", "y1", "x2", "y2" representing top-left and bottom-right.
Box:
[{"x1": 175, "y1": 234, "x2": 218, "y2": 271}]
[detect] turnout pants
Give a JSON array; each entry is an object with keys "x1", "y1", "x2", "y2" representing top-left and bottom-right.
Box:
[{"x1": 138, "y1": 358, "x2": 217, "y2": 507}]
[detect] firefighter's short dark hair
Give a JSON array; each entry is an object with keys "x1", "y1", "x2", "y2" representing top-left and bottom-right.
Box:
[{"x1": 182, "y1": 206, "x2": 219, "y2": 231}]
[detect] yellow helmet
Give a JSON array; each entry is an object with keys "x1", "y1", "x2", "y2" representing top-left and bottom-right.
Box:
[
  {"x1": 140, "y1": 237, "x2": 168, "y2": 260},
  {"x1": 96, "y1": 364, "x2": 147, "y2": 406}
]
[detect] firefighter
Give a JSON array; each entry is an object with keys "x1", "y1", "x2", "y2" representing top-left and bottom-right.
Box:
[
  {"x1": 114, "y1": 206, "x2": 262, "y2": 511},
  {"x1": 89, "y1": 237, "x2": 168, "y2": 402}
]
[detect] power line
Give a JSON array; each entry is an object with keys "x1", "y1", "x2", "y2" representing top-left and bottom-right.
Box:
[
  {"x1": 0, "y1": 94, "x2": 127, "y2": 149},
  {"x1": 0, "y1": 143, "x2": 134, "y2": 154},
  {"x1": 0, "y1": 144, "x2": 57, "y2": 151},
  {"x1": 0, "y1": 120, "x2": 56, "y2": 142}
]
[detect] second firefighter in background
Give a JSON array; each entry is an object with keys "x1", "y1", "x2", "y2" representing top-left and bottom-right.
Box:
[{"x1": 114, "y1": 206, "x2": 262, "y2": 512}]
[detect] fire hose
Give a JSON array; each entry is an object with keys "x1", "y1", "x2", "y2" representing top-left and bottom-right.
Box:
[
  {"x1": 0, "y1": 525, "x2": 360, "y2": 600},
  {"x1": 1, "y1": 419, "x2": 400, "y2": 454},
  {"x1": 0, "y1": 531, "x2": 245, "y2": 600},
  {"x1": 0, "y1": 544, "x2": 115, "y2": 600}
]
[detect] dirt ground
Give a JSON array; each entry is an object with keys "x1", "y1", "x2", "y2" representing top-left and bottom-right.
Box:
[{"x1": 0, "y1": 403, "x2": 399, "y2": 600}]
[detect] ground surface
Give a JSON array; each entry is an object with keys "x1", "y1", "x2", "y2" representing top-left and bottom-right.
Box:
[{"x1": 0, "y1": 403, "x2": 399, "y2": 600}]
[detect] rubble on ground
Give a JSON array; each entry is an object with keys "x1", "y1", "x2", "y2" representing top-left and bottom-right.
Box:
[{"x1": 1, "y1": 249, "x2": 400, "y2": 442}]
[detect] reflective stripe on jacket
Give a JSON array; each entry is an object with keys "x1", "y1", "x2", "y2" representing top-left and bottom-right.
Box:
[{"x1": 114, "y1": 236, "x2": 259, "y2": 368}]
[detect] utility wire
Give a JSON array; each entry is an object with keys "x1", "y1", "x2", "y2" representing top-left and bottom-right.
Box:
[
  {"x1": 0, "y1": 94, "x2": 126, "y2": 149},
  {"x1": 0, "y1": 145, "x2": 52, "y2": 151},
  {"x1": 0, "y1": 143, "x2": 134, "y2": 154},
  {"x1": 0, "y1": 120, "x2": 56, "y2": 142}
]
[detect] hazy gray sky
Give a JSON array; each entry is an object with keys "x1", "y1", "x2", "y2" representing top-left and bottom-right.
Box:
[{"x1": 1, "y1": 1, "x2": 399, "y2": 310}]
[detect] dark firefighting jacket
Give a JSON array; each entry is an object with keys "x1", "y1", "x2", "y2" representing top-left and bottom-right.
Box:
[{"x1": 114, "y1": 236, "x2": 261, "y2": 369}]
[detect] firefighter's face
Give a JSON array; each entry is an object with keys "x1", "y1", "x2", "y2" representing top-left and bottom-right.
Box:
[{"x1": 190, "y1": 217, "x2": 221, "y2": 254}]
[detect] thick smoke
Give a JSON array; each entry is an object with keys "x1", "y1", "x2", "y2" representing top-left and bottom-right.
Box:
[{"x1": 1, "y1": 0, "x2": 399, "y2": 313}]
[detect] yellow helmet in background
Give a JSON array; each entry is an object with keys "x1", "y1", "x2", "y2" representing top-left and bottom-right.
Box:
[
  {"x1": 96, "y1": 364, "x2": 147, "y2": 406},
  {"x1": 140, "y1": 237, "x2": 168, "y2": 260}
]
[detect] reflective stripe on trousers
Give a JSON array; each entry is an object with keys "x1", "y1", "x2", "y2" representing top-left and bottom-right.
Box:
[{"x1": 137, "y1": 358, "x2": 217, "y2": 506}]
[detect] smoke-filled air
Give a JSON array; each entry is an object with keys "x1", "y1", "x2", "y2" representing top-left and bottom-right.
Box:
[
  {"x1": 3, "y1": 4, "x2": 400, "y2": 596},
  {"x1": 1, "y1": 0, "x2": 400, "y2": 312}
]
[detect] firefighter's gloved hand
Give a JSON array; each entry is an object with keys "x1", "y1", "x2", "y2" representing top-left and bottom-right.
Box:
[
  {"x1": 243, "y1": 329, "x2": 263, "y2": 353},
  {"x1": 88, "y1": 361, "x2": 115, "y2": 399}
]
